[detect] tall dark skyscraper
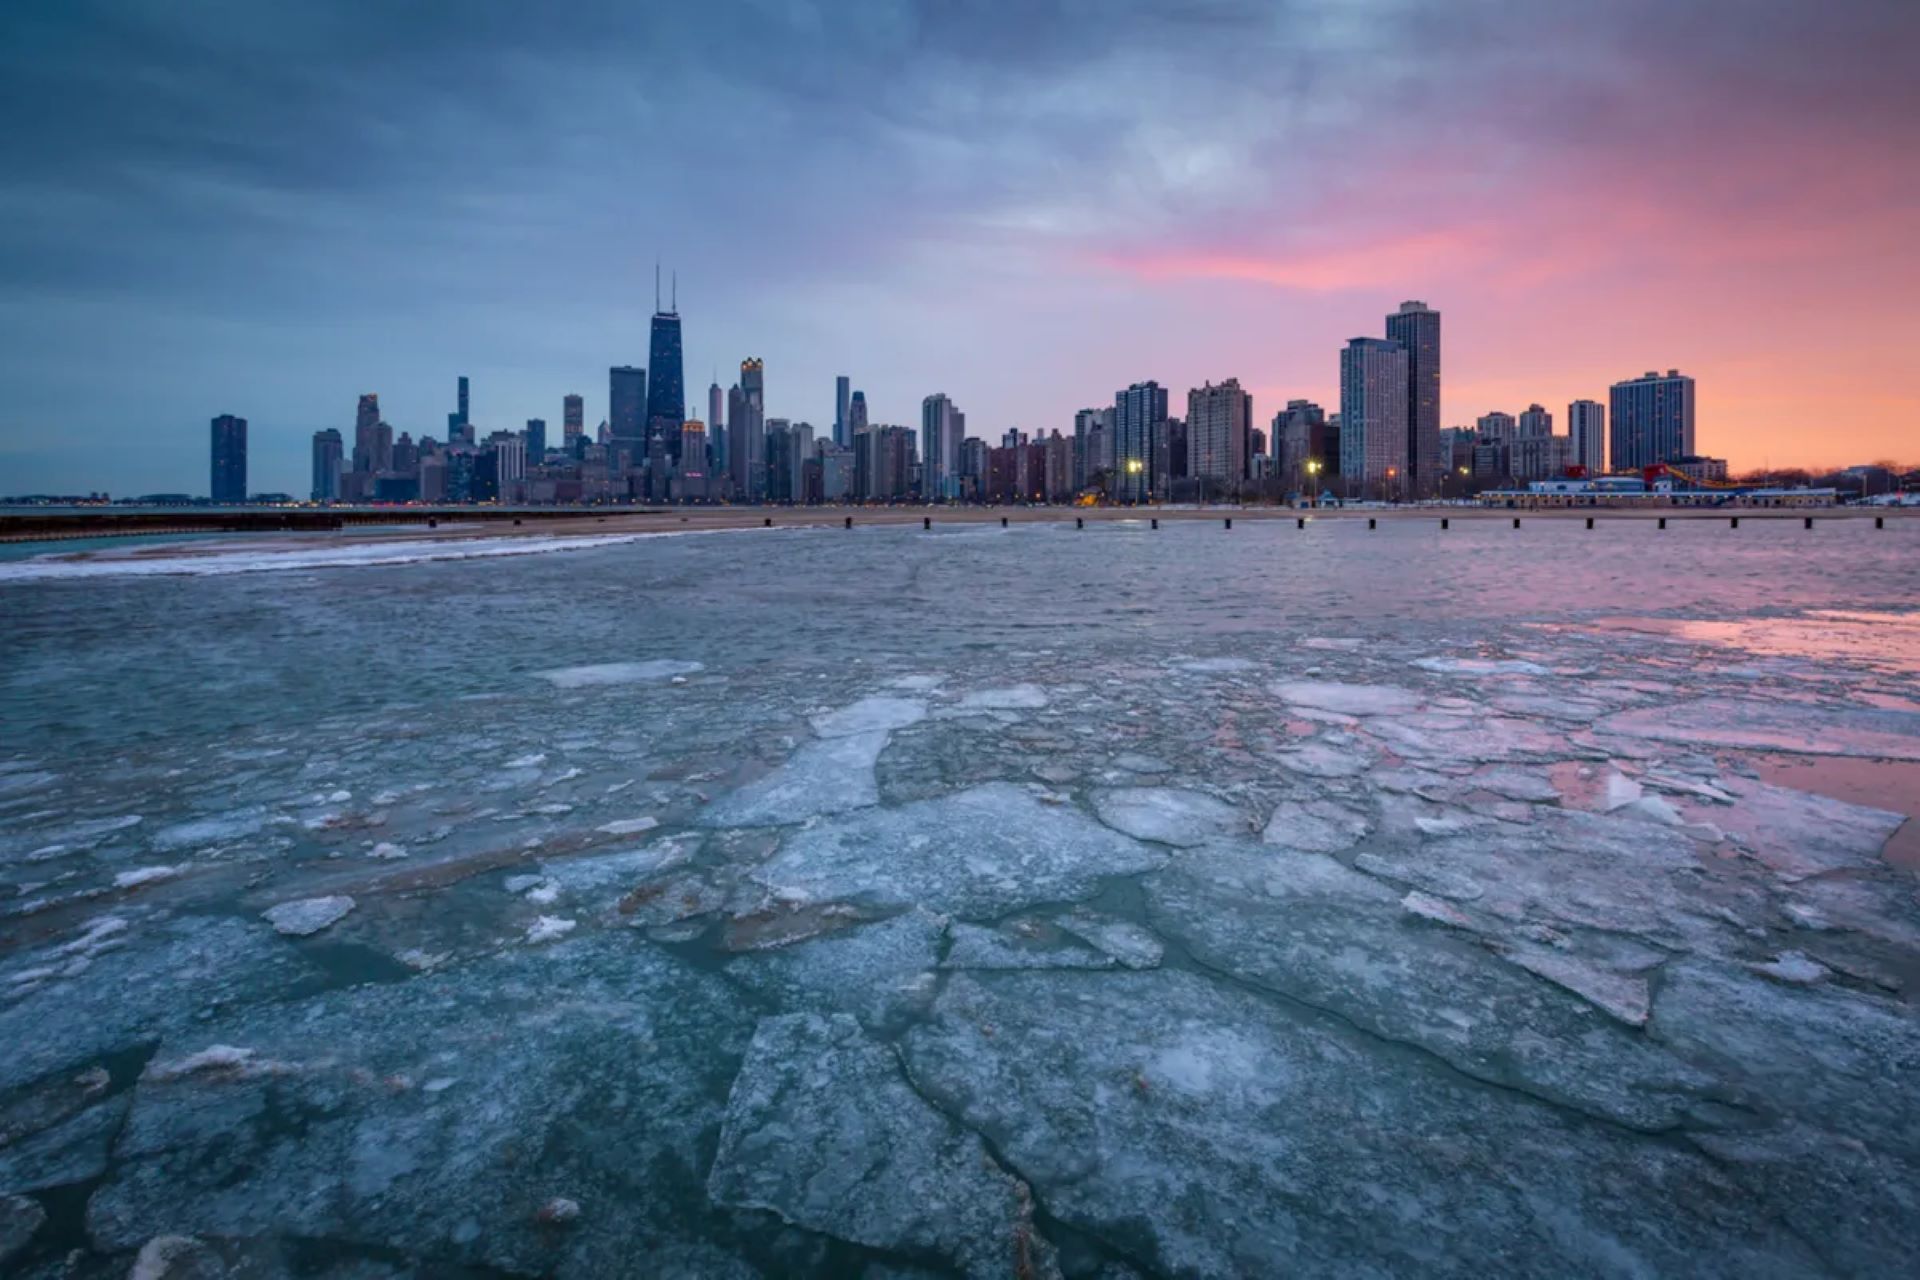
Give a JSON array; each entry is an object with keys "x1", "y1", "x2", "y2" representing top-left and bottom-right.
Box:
[
  {"x1": 562, "y1": 394, "x2": 584, "y2": 445},
  {"x1": 646, "y1": 270, "x2": 685, "y2": 462},
  {"x1": 834, "y1": 375, "x2": 851, "y2": 448},
  {"x1": 609, "y1": 365, "x2": 647, "y2": 466},
  {"x1": 1384, "y1": 301, "x2": 1440, "y2": 498},
  {"x1": 210, "y1": 414, "x2": 247, "y2": 503},
  {"x1": 525, "y1": 418, "x2": 547, "y2": 463},
  {"x1": 353, "y1": 394, "x2": 381, "y2": 473},
  {"x1": 1609, "y1": 370, "x2": 1695, "y2": 471},
  {"x1": 457, "y1": 375, "x2": 469, "y2": 426},
  {"x1": 847, "y1": 389, "x2": 867, "y2": 436},
  {"x1": 311, "y1": 428, "x2": 343, "y2": 501}
]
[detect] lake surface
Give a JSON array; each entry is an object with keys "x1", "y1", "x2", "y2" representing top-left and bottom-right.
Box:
[{"x1": 2, "y1": 518, "x2": 1917, "y2": 1277}]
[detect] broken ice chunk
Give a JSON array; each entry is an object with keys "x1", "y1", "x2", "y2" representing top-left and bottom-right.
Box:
[
  {"x1": 751, "y1": 783, "x2": 1165, "y2": 917},
  {"x1": 263, "y1": 896, "x2": 355, "y2": 937},
  {"x1": 113, "y1": 865, "x2": 179, "y2": 890},
  {"x1": 1751, "y1": 952, "x2": 1829, "y2": 985},
  {"x1": 525, "y1": 916, "x2": 578, "y2": 944},
  {"x1": 700, "y1": 731, "x2": 888, "y2": 828},
  {"x1": 1501, "y1": 948, "x2": 1650, "y2": 1027},
  {"x1": 709, "y1": 1013, "x2": 1055, "y2": 1280},
  {"x1": 1271, "y1": 680, "x2": 1422, "y2": 716},
  {"x1": 1598, "y1": 699, "x2": 1920, "y2": 760},
  {"x1": 810, "y1": 696, "x2": 927, "y2": 738},
  {"x1": 1263, "y1": 798, "x2": 1373, "y2": 854},
  {"x1": 1091, "y1": 787, "x2": 1243, "y2": 847},
  {"x1": 957, "y1": 684, "x2": 1049, "y2": 711},
  {"x1": 533, "y1": 660, "x2": 703, "y2": 688}
]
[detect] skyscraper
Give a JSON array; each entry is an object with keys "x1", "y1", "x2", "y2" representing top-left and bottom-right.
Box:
[
  {"x1": 646, "y1": 273, "x2": 685, "y2": 462},
  {"x1": 1569, "y1": 399, "x2": 1606, "y2": 474},
  {"x1": 1186, "y1": 379, "x2": 1252, "y2": 491},
  {"x1": 353, "y1": 393, "x2": 381, "y2": 473},
  {"x1": 921, "y1": 393, "x2": 964, "y2": 500},
  {"x1": 835, "y1": 376, "x2": 852, "y2": 449},
  {"x1": 311, "y1": 428, "x2": 343, "y2": 502},
  {"x1": 1339, "y1": 338, "x2": 1409, "y2": 497},
  {"x1": 458, "y1": 376, "x2": 469, "y2": 426},
  {"x1": 708, "y1": 382, "x2": 724, "y2": 446},
  {"x1": 449, "y1": 377, "x2": 470, "y2": 442},
  {"x1": 1274, "y1": 400, "x2": 1331, "y2": 491},
  {"x1": 210, "y1": 414, "x2": 247, "y2": 503},
  {"x1": 609, "y1": 365, "x2": 647, "y2": 466},
  {"x1": 525, "y1": 418, "x2": 547, "y2": 464},
  {"x1": 1609, "y1": 371, "x2": 1695, "y2": 471},
  {"x1": 1517, "y1": 404, "x2": 1553, "y2": 438},
  {"x1": 563, "y1": 394, "x2": 584, "y2": 445},
  {"x1": 731, "y1": 359, "x2": 767, "y2": 500},
  {"x1": 847, "y1": 389, "x2": 867, "y2": 435},
  {"x1": 1384, "y1": 301, "x2": 1440, "y2": 498},
  {"x1": 1113, "y1": 381, "x2": 1167, "y2": 503}
]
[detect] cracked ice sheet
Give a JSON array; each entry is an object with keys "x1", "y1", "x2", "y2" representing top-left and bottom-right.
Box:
[
  {"x1": 709, "y1": 1013, "x2": 1054, "y2": 1280},
  {"x1": 1652, "y1": 958, "x2": 1920, "y2": 1155},
  {"x1": 87, "y1": 934, "x2": 757, "y2": 1276},
  {"x1": 1598, "y1": 698, "x2": 1920, "y2": 760},
  {"x1": 1091, "y1": 787, "x2": 1246, "y2": 847},
  {"x1": 749, "y1": 783, "x2": 1166, "y2": 917},
  {"x1": 901, "y1": 969, "x2": 1819, "y2": 1278},
  {"x1": 1270, "y1": 680, "x2": 1422, "y2": 716},
  {"x1": 724, "y1": 911, "x2": 945, "y2": 1030},
  {"x1": 1705, "y1": 777, "x2": 1907, "y2": 879},
  {"x1": 0, "y1": 915, "x2": 319, "y2": 1095},
  {"x1": 810, "y1": 696, "x2": 927, "y2": 738},
  {"x1": 700, "y1": 730, "x2": 889, "y2": 827},
  {"x1": 1141, "y1": 843, "x2": 1712, "y2": 1130}
]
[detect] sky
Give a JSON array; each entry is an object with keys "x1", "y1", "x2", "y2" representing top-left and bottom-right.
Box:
[{"x1": 2, "y1": 0, "x2": 1917, "y2": 495}]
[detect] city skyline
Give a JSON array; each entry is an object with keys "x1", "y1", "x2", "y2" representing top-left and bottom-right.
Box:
[{"x1": 3, "y1": 1, "x2": 1918, "y2": 494}]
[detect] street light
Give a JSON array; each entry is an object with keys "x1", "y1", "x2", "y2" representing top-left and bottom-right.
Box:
[{"x1": 1305, "y1": 458, "x2": 1320, "y2": 507}]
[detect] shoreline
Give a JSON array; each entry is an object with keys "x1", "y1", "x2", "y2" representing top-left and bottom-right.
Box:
[{"x1": 2, "y1": 501, "x2": 1910, "y2": 555}]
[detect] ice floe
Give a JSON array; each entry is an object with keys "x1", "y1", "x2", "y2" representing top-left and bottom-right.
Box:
[
  {"x1": 699, "y1": 730, "x2": 889, "y2": 827},
  {"x1": 1091, "y1": 787, "x2": 1245, "y2": 847},
  {"x1": 709, "y1": 1012, "x2": 1055, "y2": 1280},
  {"x1": 263, "y1": 895, "x2": 355, "y2": 936},
  {"x1": 749, "y1": 783, "x2": 1166, "y2": 916},
  {"x1": 535, "y1": 659, "x2": 705, "y2": 688}
]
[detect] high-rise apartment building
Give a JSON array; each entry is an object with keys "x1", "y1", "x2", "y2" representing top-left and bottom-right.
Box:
[
  {"x1": 835, "y1": 376, "x2": 852, "y2": 449},
  {"x1": 609, "y1": 365, "x2": 647, "y2": 466},
  {"x1": 210, "y1": 414, "x2": 247, "y2": 503},
  {"x1": 1185, "y1": 379, "x2": 1252, "y2": 490},
  {"x1": 730, "y1": 359, "x2": 767, "y2": 500},
  {"x1": 1476, "y1": 411, "x2": 1517, "y2": 443},
  {"x1": 1113, "y1": 382, "x2": 1167, "y2": 503},
  {"x1": 1517, "y1": 404, "x2": 1553, "y2": 438},
  {"x1": 1568, "y1": 399, "x2": 1606, "y2": 474},
  {"x1": 1274, "y1": 400, "x2": 1333, "y2": 491},
  {"x1": 921, "y1": 393, "x2": 964, "y2": 500},
  {"x1": 1609, "y1": 370, "x2": 1695, "y2": 471},
  {"x1": 1384, "y1": 301, "x2": 1440, "y2": 498},
  {"x1": 311, "y1": 428, "x2": 343, "y2": 502},
  {"x1": 525, "y1": 418, "x2": 547, "y2": 464},
  {"x1": 1339, "y1": 338, "x2": 1409, "y2": 497},
  {"x1": 563, "y1": 394, "x2": 584, "y2": 445}
]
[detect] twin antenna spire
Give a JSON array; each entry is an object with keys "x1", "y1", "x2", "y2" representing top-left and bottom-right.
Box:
[{"x1": 655, "y1": 261, "x2": 676, "y2": 314}]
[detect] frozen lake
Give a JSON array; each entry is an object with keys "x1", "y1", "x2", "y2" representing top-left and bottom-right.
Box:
[{"x1": 2, "y1": 518, "x2": 1918, "y2": 1277}]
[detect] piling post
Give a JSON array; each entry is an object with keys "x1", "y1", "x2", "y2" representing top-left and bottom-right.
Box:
[
  {"x1": 1441, "y1": 517, "x2": 1449, "y2": 530},
  {"x1": 1585, "y1": 516, "x2": 1593, "y2": 529},
  {"x1": 1805, "y1": 515, "x2": 1813, "y2": 530},
  {"x1": 1224, "y1": 517, "x2": 1232, "y2": 529},
  {"x1": 1077, "y1": 516, "x2": 1084, "y2": 529},
  {"x1": 1001, "y1": 516, "x2": 1008, "y2": 528},
  {"x1": 1368, "y1": 517, "x2": 1376, "y2": 530},
  {"x1": 1731, "y1": 517, "x2": 1738, "y2": 529},
  {"x1": 846, "y1": 516, "x2": 854, "y2": 529},
  {"x1": 1512, "y1": 517, "x2": 1521, "y2": 529},
  {"x1": 764, "y1": 517, "x2": 772, "y2": 527},
  {"x1": 1151, "y1": 517, "x2": 1158, "y2": 529},
  {"x1": 1658, "y1": 517, "x2": 1666, "y2": 530}
]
